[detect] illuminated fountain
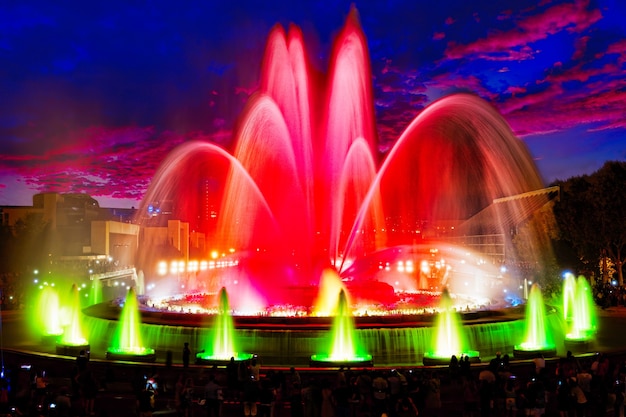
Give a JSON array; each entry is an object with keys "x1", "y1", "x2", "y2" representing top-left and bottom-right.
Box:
[
  {"x1": 423, "y1": 289, "x2": 480, "y2": 365},
  {"x1": 513, "y1": 284, "x2": 556, "y2": 359},
  {"x1": 36, "y1": 286, "x2": 63, "y2": 342},
  {"x1": 310, "y1": 289, "x2": 372, "y2": 367},
  {"x1": 56, "y1": 284, "x2": 90, "y2": 357},
  {"x1": 562, "y1": 273, "x2": 577, "y2": 322},
  {"x1": 89, "y1": 278, "x2": 103, "y2": 306},
  {"x1": 106, "y1": 287, "x2": 156, "y2": 362},
  {"x1": 564, "y1": 274, "x2": 597, "y2": 352},
  {"x1": 196, "y1": 287, "x2": 254, "y2": 365},
  {"x1": 78, "y1": 8, "x2": 559, "y2": 366}
]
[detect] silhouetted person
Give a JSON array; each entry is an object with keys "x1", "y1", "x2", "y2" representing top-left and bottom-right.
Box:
[
  {"x1": 182, "y1": 342, "x2": 191, "y2": 368},
  {"x1": 460, "y1": 355, "x2": 472, "y2": 380},
  {"x1": 204, "y1": 373, "x2": 222, "y2": 417},
  {"x1": 76, "y1": 349, "x2": 89, "y2": 372}
]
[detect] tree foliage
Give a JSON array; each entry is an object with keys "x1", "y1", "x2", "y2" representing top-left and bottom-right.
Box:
[
  {"x1": 0, "y1": 213, "x2": 51, "y2": 274},
  {"x1": 553, "y1": 161, "x2": 626, "y2": 284}
]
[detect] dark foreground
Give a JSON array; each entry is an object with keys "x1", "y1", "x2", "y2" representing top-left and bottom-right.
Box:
[
  {"x1": 3, "y1": 306, "x2": 626, "y2": 417},
  {"x1": 5, "y1": 347, "x2": 626, "y2": 417}
]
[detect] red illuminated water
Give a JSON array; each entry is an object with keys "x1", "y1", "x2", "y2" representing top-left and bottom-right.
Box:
[{"x1": 137, "y1": 7, "x2": 546, "y2": 310}]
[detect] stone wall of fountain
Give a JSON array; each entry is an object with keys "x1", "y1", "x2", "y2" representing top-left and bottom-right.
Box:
[{"x1": 81, "y1": 311, "x2": 566, "y2": 366}]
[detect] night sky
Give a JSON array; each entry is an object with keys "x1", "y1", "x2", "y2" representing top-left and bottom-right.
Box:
[{"x1": 1, "y1": 0, "x2": 625, "y2": 208}]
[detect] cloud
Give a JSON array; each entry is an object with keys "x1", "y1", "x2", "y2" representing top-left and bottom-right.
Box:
[
  {"x1": 444, "y1": 0, "x2": 603, "y2": 61},
  {"x1": 0, "y1": 126, "x2": 225, "y2": 203},
  {"x1": 497, "y1": 34, "x2": 626, "y2": 137}
]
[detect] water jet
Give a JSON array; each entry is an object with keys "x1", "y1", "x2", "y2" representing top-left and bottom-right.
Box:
[
  {"x1": 423, "y1": 289, "x2": 480, "y2": 365},
  {"x1": 196, "y1": 287, "x2": 254, "y2": 365},
  {"x1": 106, "y1": 287, "x2": 156, "y2": 362},
  {"x1": 513, "y1": 284, "x2": 556, "y2": 359},
  {"x1": 310, "y1": 289, "x2": 372, "y2": 367},
  {"x1": 564, "y1": 274, "x2": 597, "y2": 353},
  {"x1": 36, "y1": 286, "x2": 63, "y2": 343},
  {"x1": 56, "y1": 284, "x2": 90, "y2": 357}
]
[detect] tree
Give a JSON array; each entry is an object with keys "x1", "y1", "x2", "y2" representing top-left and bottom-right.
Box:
[
  {"x1": 0, "y1": 213, "x2": 52, "y2": 274},
  {"x1": 553, "y1": 161, "x2": 626, "y2": 285}
]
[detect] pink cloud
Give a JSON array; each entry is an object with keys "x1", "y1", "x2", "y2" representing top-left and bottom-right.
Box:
[
  {"x1": 445, "y1": 0, "x2": 602, "y2": 61},
  {"x1": 546, "y1": 61, "x2": 620, "y2": 84},
  {"x1": 605, "y1": 39, "x2": 626, "y2": 64},
  {"x1": 0, "y1": 126, "x2": 233, "y2": 204},
  {"x1": 426, "y1": 73, "x2": 497, "y2": 101},
  {"x1": 502, "y1": 78, "x2": 626, "y2": 136},
  {"x1": 432, "y1": 32, "x2": 445, "y2": 41},
  {"x1": 505, "y1": 86, "x2": 527, "y2": 96},
  {"x1": 572, "y1": 35, "x2": 590, "y2": 61}
]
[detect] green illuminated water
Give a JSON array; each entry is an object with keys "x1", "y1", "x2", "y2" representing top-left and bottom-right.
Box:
[
  {"x1": 60, "y1": 284, "x2": 88, "y2": 346},
  {"x1": 311, "y1": 289, "x2": 371, "y2": 364},
  {"x1": 562, "y1": 273, "x2": 577, "y2": 321},
  {"x1": 197, "y1": 287, "x2": 252, "y2": 362},
  {"x1": 431, "y1": 290, "x2": 464, "y2": 356},
  {"x1": 108, "y1": 287, "x2": 154, "y2": 356},
  {"x1": 424, "y1": 289, "x2": 478, "y2": 362},
  {"x1": 37, "y1": 286, "x2": 63, "y2": 337},
  {"x1": 566, "y1": 275, "x2": 596, "y2": 340},
  {"x1": 89, "y1": 278, "x2": 102, "y2": 306},
  {"x1": 517, "y1": 284, "x2": 554, "y2": 350}
]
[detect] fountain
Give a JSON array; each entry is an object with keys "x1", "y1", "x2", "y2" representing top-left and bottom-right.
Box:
[
  {"x1": 564, "y1": 274, "x2": 597, "y2": 352},
  {"x1": 35, "y1": 286, "x2": 63, "y2": 343},
  {"x1": 562, "y1": 273, "x2": 577, "y2": 322},
  {"x1": 75, "y1": 8, "x2": 560, "y2": 366},
  {"x1": 89, "y1": 278, "x2": 103, "y2": 306},
  {"x1": 423, "y1": 289, "x2": 480, "y2": 365},
  {"x1": 106, "y1": 287, "x2": 156, "y2": 362},
  {"x1": 56, "y1": 284, "x2": 90, "y2": 357},
  {"x1": 196, "y1": 287, "x2": 254, "y2": 365},
  {"x1": 513, "y1": 284, "x2": 556, "y2": 359},
  {"x1": 310, "y1": 289, "x2": 372, "y2": 367}
]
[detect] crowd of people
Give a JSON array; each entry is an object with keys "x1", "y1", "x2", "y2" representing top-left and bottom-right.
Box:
[{"x1": 3, "y1": 348, "x2": 626, "y2": 417}]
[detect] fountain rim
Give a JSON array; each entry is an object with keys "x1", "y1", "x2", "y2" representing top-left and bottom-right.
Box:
[
  {"x1": 105, "y1": 347, "x2": 157, "y2": 363},
  {"x1": 309, "y1": 353, "x2": 374, "y2": 368},
  {"x1": 82, "y1": 302, "x2": 523, "y2": 329}
]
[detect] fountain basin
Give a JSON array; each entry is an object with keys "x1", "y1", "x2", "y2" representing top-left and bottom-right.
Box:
[
  {"x1": 564, "y1": 336, "x2": 595, "y2": 354},
  {"x1": 512, "y1": 344, "x2": 556, "y2": 360},
  {"x1": 56, "y1": 342, "x2": 90, "y2": 358},
  {"x1": 422, "y1": 351, "x2": 480, "y2": 366},
  {"x1": 106, "y1": 347, "x2": 157, "y2": 362},
  {"x1": 81, "y1": 304, "x2": 543, "y2": 366},
  {"x1": 195, "y1": 352, "x2": 255, "y2": 366},
  {"x1": 310, "y1": 353, "x2": 373, "y2": 368}
]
